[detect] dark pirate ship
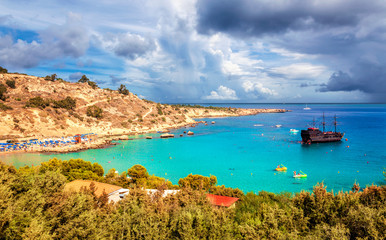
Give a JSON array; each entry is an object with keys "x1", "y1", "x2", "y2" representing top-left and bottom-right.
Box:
[{"x1": 301, "y1": 114, "x2": 344, "y2": 144}]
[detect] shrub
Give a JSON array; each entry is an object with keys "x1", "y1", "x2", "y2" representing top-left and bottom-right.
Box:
[
  {"x1": 53, "y1": 97, "x2": 76, "y2": 110},
  {"x1": 78, "y1": 75, "x2": 98, "y2": 89},
  {"x1": 0, "y1": 66, "x2": 7, "y2": 73},
  {"x1": 118, "y1": 84, "x2": 129, "y2": 95},
  {"x1": 25, "y1": 96, "x2": 50, "y2": 109},
  {"x1": 5, "y1": 80, "x2": 15, "y2": 89},
  {"x1": 157, "y1": 103, "x2": 163, "y2": 115},
  {"x1": 0, "y1": 102, "x2": 12, "y2": 111},
  {"x1": 87, "y1": 105, "x2": 103, "y2": 119},
  {"x1": 0, "y1": 84, "x2": 7, "y2": 101},
  {"x1": 44, "y1": 74, "x2": 56, "y2": 81}
]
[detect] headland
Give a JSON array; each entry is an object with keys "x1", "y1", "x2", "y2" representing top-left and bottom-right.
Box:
[{"x1": 0, "y1": 73, "x2": 286, "y2": 154}]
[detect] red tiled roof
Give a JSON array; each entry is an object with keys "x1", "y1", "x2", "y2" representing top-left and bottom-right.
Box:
[{"x1": 206, "y1": 194, "x2": 239, "y2": 207}]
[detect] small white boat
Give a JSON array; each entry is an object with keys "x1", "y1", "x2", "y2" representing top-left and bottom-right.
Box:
[
  {"x1": 275, "y1": 124, "x2": 282, "y2": 128},
  {"x1": 303, "y1": 104, "x2": 311, "y2": 110},
  {"x1": 290, "y1": 129, "x2": 299, "y2": 133},
  {"x1": 254, "y1": 124, "x2": 264, "y2": 127}
]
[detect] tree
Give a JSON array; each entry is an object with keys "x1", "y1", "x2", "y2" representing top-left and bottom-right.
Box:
[
  {"x1": 178, "y1": 174, "x2": 217, "y2": 191},
  {"x1": 39, "y1": 158, "x2": 104, "y2": 181},
  {"x1": 118, "y1": 84, "x2": 129, "y2": 95},
  {"x1": 78, "y1": 75, "x2": 89, "y2": 83},
  {"x1": 127, "y1": 165, "x2": 149, "y2": 183},
  {"x1": 44, "y1": 74, "x2": 57, "y2": 81},
  {"x1": 78, "y1": 75, "x2": 98, "y2": 89},
  {"x1": 0, "y1": 66, "x2": 7, "y2": 73}
]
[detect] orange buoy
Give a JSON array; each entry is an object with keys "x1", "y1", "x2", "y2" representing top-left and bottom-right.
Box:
[{"x1": 345, "y1": 138, "x2": 348, "y2": 141}]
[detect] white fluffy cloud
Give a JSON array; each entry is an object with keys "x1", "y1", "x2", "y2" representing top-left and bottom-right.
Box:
[
  {"x1": 204, "y1": 85, "x2": 239, "y2": 100},
  {"x1": 269, "y1": 63, "x2": 326, "y2": 80},
  {"x1": 96, "y1": 32, "x2": 156, "y2": 60},
  {"x1": 242, "y1": 81, "x2": 277, "y2": 97},
  {"x1": 0, "y1": 13, "x2": 89, "y2": 68}
]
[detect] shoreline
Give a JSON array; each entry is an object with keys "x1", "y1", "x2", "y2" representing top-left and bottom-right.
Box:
[{"x1": 1, "y1": 108, "x2": 287, "y2": 155}]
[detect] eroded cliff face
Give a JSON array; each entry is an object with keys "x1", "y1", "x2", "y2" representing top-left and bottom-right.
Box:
[{"x1": 0, "y1": 73, "x2": 285, "y2": 139}]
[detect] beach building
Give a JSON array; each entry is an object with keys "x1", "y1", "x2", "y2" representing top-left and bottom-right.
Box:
[
  {"x1": 64, "y1": 180, "x2": 124, "y2": 203},
  {"x1": 206, "y1": 194, "x2": 239, "y2": 208},
  {"x1": 64, "y1": 180, "x2": 180, "y2": 203}
]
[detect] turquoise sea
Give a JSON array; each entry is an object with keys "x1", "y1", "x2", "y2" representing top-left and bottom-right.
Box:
[{"x1": 1, "y1": 104, "x2": 385, "y2": 193}]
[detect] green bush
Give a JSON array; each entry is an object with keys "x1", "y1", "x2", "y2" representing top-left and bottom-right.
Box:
[
  {"x1": 44, "y1": 74, "x2": 56, "y2": 81},
  {"x1": 78, "y1": 75, "x2": 98, "y2": 89},
  {"x1": 53, "y1": 97, "x2": 76, "y2": 110},
  {"x1": 25, "y1": 96, "x2": 50, "y2": 109},
  {"x1": 0, "y1": 84, "x2": 7, "y2": 101},
  {"x1": 157, "y1": 103, "x2": 163, "y2": 115},
  {"x1": 0, "y1": 102, "x2": 12, "y2": 111},
  {"x1": 86, "y1": 105, "x2": 103, "y2": 119},
  {"x1": 118, "y1": 84, "x2": 129, "y2": 95},
  {"x1": 0, "y1": 66, "x2": 7, "y2": 73},
  {"x1": 5, "y1": 80, "x2": 15, "y2": 89}
]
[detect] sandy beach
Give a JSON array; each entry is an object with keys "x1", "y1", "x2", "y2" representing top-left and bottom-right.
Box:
[{"x1": 0, "y1": 108, "x2": 287, "y2": 154}]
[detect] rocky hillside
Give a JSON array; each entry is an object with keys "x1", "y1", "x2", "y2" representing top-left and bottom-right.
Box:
[{"x1": 0, "y1": 73, "x2": 285, "y2": 140}]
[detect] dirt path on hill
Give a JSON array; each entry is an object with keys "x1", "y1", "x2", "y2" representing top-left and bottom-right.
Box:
[{"x1": 143, "y1": 107, "x2": 153, "y2": 119}]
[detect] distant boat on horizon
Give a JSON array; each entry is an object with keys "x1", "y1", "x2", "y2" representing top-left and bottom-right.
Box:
[{"x1": 303, "y1": 104, "x2": 311, "y2": 110}]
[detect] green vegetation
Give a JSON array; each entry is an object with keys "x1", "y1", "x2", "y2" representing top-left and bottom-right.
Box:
[
  {"x1": 172, "y1": 104, "x2": 235, "y2": 112},
  {"x1": 44, "y1": 74, "x2": 57, "y2": 81},
  {"x1": 78, "y1": 75, "x2": 98, "y2": 89},
  {"x1": 25, "y1": 96, "x2": 50, "y2": 109},
  {"x1": 156, "y1": 103, "x2": 163, "y2": 115},
  {"x1": 118, "y1": 84, "x2": 129, "y2": 95},
  {"x1": 52, "y1": 96, "x2": 76, "y2": 110},
  {"x1": 0, "y1": 102, "x2": 12, "y2": 111},
  {"x1": 0, "y1": 159, "x2": 385, "y2": 239},
  {"x1": 0, "y1": 84, "x2": 7, "y2": 101},
  {"x1": 87, "y1": 105, "x2": 103, "y2": 119},
  {"x1": 0, "y1": 66, "x2": 7, "y2": 73},
  {"x1": 25, "y1": 96, "x2": 76, "y2": 110},
  {"x1": 40, "y1": 158, "x2": 104, "y2": 181},
  {"x1": 5, "y1": 79, "x2": 15, "y2": 89}
]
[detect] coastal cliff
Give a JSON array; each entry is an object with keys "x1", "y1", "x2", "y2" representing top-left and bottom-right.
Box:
[{"x1": 0, "y1": 73, "x2": 286, "y2": 141}]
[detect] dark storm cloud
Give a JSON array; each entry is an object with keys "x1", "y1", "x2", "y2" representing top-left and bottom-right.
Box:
[
  {"x1": 318, "y1": 62, "x2": 386, "y2": 94},
  {"x1": 196, "y1": 0, "x2": 379, "y2": 37},
  {"x1": 196, "y1": 0, "x2": 386, "y2": 101}
]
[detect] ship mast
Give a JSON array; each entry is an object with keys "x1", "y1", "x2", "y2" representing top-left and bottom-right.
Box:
[
  {"x1": 322, "y1": 112, "x2": 325, "y2": 132},
  {"x1": 334, "y1": 114, "x2": 337, "y2": 133}
]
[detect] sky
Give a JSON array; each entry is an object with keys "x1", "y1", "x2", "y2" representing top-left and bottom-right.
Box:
[{"x1": 0, "y1": 0, "x2": 385, "y2": 103}]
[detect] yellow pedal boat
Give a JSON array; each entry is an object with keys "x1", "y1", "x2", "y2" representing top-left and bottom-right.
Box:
[{"x1": 275, "y1": 164, "x2": 287, "y2": 171}]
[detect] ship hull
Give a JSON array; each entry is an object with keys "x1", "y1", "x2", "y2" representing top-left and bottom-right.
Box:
[{"x1": 301, "y1": 129, "x2": 344, "y2": 143}]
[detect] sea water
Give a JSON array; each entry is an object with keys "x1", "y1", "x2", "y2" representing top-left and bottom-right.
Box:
[{"x1": 1, "y1": 104, "x2": 385, "y2": 194}]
